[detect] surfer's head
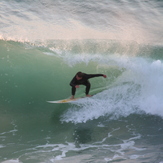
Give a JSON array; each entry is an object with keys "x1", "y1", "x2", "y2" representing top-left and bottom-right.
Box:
[{"x1": 76, "y1": 71, "x2": 84, "y2": 80}]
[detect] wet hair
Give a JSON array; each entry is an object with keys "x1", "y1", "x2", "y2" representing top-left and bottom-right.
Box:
[{"x1": 76, "y1": 71, "x2": 84, "y2": 77}]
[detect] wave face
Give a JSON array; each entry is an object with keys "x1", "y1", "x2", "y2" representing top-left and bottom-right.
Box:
[{"x1": 0, "y1": 0, "x2": 163, "y2": 162}]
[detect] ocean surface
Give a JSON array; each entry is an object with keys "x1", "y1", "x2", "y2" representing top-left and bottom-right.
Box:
[{"x1": 0, "y1": 0, "x2": 163, "y2": 162}]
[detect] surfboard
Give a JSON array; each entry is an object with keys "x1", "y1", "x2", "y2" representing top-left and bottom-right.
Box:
[
  {"x1": 47, "y1": 91, "x2": 101, "y2": 104},
  {"x1": 47, "y1": 97, "x2": 83, "y2": 103}
]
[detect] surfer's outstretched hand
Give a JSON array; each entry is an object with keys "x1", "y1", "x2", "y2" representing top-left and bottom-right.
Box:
[{"x1": 103, "y1": 75, "x2": 107, "y2": 78}]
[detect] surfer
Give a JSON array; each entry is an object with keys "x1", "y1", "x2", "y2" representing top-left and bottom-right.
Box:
[{"x1": 70, "y1": 72, "x2": 107, "y2": 99}]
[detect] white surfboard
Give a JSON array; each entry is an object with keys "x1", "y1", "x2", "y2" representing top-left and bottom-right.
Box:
[{"x1": 47, "y1": 97, "x2": 83, "y2": 103}]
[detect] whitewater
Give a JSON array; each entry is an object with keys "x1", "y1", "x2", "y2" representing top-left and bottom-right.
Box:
[{"x1": 0, "y1": 0, "x2": 163, "y2": 162}]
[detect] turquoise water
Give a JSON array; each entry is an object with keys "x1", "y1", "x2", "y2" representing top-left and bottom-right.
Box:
[{"x1": 0, "y1": 0, "x2": 163, "y2": 162}]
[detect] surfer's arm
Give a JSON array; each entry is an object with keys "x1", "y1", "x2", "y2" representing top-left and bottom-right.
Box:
[
  {"x1": 70, "y1": 77, "x2": 77, "y2": 87},
  {"x1": 86, "y1": 74, "x2": 106, "y2": 79}
]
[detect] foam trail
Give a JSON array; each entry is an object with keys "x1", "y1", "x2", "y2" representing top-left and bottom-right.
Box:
[{"x1": 61, "y1": 58, "x2": 163, "y2": 123}]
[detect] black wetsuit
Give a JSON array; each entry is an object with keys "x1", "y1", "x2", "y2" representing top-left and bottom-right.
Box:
[{"x1": 70, "y1": 73, "x2": 103, "y2": 95}]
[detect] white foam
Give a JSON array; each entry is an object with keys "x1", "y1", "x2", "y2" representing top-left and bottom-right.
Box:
[
  {"x1": 133, "y1": 60, "x2": 163, "y2": 117},
  {"x1": 129, "y1": 155, "x2": 140, "y2": 159},
  {"x1": 53, "y1": 155, "x2": 92, "y2": 163},
  {"x1": 36, "y1": 142, "x2": 91, "y2": 161},
  {"x1": 0, "y1": 144, "x2": 5, "y2": 148},
  {"x1": 61, "y1": 85, "x2": 140, "y2": 123},
  {"x1": 2, "y1": 159, "x2": 21, "y2": 163},
  {"x1": 61, "y1": 57, "x2": 163, "y2": 124},
  {"x1": 1, "y1": 131, "x2": 143, "y2": 162}
]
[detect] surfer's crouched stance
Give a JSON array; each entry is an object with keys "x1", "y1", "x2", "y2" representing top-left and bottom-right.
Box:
[{"x1": 70, "y1": 71, "x2": 107, "y2": 99}]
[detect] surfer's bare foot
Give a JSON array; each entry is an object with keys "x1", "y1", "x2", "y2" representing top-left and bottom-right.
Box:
[
  {"x1": 70, "y1": 96, "x2": 75, "y2": 99},
  {"x1": 86, "y1": 94, "x2": 92, "y2": 97}
]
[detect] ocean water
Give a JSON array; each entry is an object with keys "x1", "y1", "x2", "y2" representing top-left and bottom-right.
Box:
[{"x1": 0, "y1": 0, "x2": 163, "y2": 162}]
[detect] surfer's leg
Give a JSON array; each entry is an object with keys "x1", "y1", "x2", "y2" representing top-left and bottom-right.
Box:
[
  {"x1": 70, "y1": 95, "x2": 74, "y2": 99},
  {"x1": 84, "y1": 81, "x2": 91, "y2": 96}
]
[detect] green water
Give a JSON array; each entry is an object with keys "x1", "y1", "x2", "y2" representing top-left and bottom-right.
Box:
[
  {"x1": 1, "y1": 0, "x2": 163, "y2": 162},
  {"x1": 0, "y1": 40, "x2": 163, "y2": 163}
]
